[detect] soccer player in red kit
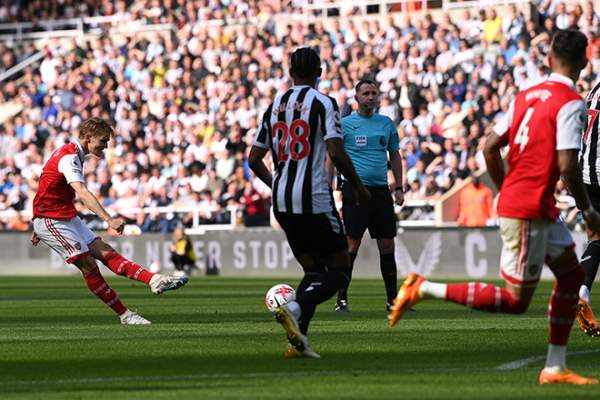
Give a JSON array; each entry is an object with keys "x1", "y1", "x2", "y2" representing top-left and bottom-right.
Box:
[
  {"x1": 32, "y1": 118, "x2": 187, "y2": 325},
  {"x1": 388, "y1": 30, "x2": 600, "y2": 384}
]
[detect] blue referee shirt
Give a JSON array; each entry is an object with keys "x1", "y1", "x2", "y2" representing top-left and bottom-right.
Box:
[{"x1": 342, "y1": 112, "x2": 399, "y2": 186}]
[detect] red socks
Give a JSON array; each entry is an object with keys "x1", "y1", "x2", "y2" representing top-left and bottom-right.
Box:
[
  {"x1": 83, "y1": 267, "x2": 127, "y2": 315},
  {"x1": 102, "y1": 250, "x2": 154, "y2": 285},
  {"x1": 548, "y1": 265, "x2": 585, "y2": 345},
  {"x1": 445, "y1": 282, "x2": 529, "y2": 314}
]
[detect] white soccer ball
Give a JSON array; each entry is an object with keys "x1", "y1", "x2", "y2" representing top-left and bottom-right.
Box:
[{"x1": 265, "y1": 284, "x2": 296, "y2": 312}]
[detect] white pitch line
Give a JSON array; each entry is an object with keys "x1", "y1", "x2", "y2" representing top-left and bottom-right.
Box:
[{"x1": 495, "y1": 349, "x2": 600, "y2": 371}]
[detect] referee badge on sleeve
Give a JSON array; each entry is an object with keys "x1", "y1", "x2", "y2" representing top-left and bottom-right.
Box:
[{"x1": 355, "y1": 135, "x2": 367, "y2": 147}]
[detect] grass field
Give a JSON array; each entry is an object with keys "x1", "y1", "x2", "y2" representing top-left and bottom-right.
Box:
[{"x1": 0, "y1": 276, "x2": 599, "y2": 399}]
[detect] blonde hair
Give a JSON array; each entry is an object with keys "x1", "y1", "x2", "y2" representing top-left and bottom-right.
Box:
[{"x1": 79, "y1": 118, "x2": 114, "y2": 138}]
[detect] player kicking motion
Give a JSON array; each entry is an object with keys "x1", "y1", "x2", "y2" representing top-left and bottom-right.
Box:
[
  {"x1": 31, "y1": 118, "x2": 187, "y2": 325},
  {"x1": 576, "y1": 79, "x2": 600, "y2": 336},
  {"x1": 249, "y1": 47, "x2": 370, "y2": 358},
  {"x1": 388, "y1": 30, "x2": 600, "y2": 384}
]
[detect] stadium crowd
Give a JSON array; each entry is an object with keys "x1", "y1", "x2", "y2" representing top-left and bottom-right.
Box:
[{"x1": 0, "y1": 0, "x2": 599, "y2": 231}]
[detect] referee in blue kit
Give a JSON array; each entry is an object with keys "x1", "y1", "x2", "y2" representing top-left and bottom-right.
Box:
[{"x1": 335, "y1": 79, "x2": 405, "y2": 312}]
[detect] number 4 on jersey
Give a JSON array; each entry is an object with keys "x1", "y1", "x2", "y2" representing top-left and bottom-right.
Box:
[{"x1": 514, "y1": 107, "x2": 534, "y2": 152}]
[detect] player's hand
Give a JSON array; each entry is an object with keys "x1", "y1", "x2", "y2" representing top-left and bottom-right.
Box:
[
  {"x1": 583, "y1": 209, "x2": 600, "y2": 235},
  {"x1": 30, "y1": 231, "x2": 40, "y2": 246},
  {"x1": 107, "y1": 217, "x2": 125, "y2": 235},
  {"x1": 393, "y1": 189, "x2": 404, "y2": 206},
  {"x1": 355, "y1": 185, "x2": 371, "y2": 206}
]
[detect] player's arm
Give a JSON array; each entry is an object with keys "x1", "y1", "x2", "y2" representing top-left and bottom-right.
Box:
[
  {"x1": 248, "y1": 145, "x2": 272, "y2": 188},
  {"x1": 57, "y1": 154, "x2": 125, "y2": 233},
  {"x1": 249, "y1": 107, "x2": 273, "y2": 188},
  {"x1": 556, "y1": 99, "x2": 600, "y2": 232},
  {"x1": 484, "y1": 101, "x2": 513, "y2": 190},
  {"x1": 483, "y1": 132, "x2": 508, "y2": 190},
  {"x1": 70, "y1": 182, "x2": 125, "y2": 233}
]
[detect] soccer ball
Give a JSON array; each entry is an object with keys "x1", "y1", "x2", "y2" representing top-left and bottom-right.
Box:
[{"x1": 264, "y1": 284, "x2": 296, "y2": 312}]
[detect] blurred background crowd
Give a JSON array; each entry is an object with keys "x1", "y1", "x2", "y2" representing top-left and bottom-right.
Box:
[{"x1": 0, "y1": 0, "x2": 598, "y2": 231}]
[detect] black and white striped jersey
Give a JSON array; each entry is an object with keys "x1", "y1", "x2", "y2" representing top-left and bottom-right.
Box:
[
  {"x1": 253, "y1": 85, "x2": 342, "y2": 214},
  {"x1": 581, "y1": 81, "x2": 600, "y2": 185}
]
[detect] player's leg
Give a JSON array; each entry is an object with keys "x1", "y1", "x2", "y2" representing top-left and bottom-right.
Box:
[
  {"x1": 272, "y1": 211, "x2": 349, "y2": 357},
  {"x1": 539, "y1": 221, "x2": 597, "y2": 384},
  {"x1": 336, "y1": 182, "x2": 367, "y2": 310},
  {"x1": 88, "y1": 236, "x2": 187, "y2": 295},
  {"x1": 577, "y1": 224, "x2": 600, "y2": 335},
  {"x1": 32, "y1": 217, "x2": 148, "y2": 324},
  {"x1": 389, "y1": 218, "x2": 543, "y2": 326},
  {"x1": 335, "y1": 236, "x2": 360, "y2": 312}
]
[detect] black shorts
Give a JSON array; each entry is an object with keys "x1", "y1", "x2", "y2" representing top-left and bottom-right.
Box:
[
  {"x1": 341, "y1": 183, "x2": 397, "y2": 239},
  {"x1": 586, "y1": 184, "x2": 600, "y2": 210},
  {"x1": 274, "y1": 210, "x2": 348, "y2": 257}
]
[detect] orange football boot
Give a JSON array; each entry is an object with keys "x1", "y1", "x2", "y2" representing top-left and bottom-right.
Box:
[
  {"x1": 576, "y1": 299, "x2": 600, "y2": 336},
  {"x1": 539, "y1": 369, "x2": 599, "y2": 385},
  {"x1": 388, "y1": 273, "x2": 424, "y2": 327}
]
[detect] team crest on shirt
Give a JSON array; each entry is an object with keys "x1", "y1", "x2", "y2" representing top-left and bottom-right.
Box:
[
  {"x1": 355, "y1": 135, "x2": 367, "y2": 147},
  {"x1": 74, "y1": 242, "x2": 81, "y2": 250},
  {"x1": 379, "y1": 136, "x2": 387, "y2": 147},
  {"x1": 395, "y1": 232, "x2": 441, "y2": 276}
]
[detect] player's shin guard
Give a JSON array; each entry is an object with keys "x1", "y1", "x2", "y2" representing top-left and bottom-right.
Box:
[
  {"x1": 101, "y1": 250, "x2": 154, "y2": 285},
  {"x1": 445, "y1": 282, "x2": 530, "y2": 314},
  {"x1": 580, "y1": 240, "x2": 600, "y2": 295},
  {"x1": 83, "y1": 267, "x2": 127, "y2": 315},
  {"x1": 337, "y1": 252, "x2": 357, "y2": 303},
  {"x1": 548, "y1": 263, "x2": 585, "y2": 345},
  {"x1": 380, "y1": 253, "x2": 397, "y2": 304}
]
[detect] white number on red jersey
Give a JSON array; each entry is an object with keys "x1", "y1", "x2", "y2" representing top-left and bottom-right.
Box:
[{"x1": 514, "y1": 107, "x2": 534, "y2": 152}]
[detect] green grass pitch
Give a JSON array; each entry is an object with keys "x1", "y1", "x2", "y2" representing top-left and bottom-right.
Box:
[{"x1": 0, "y1": 276, "x2": 598, "y2": 399}]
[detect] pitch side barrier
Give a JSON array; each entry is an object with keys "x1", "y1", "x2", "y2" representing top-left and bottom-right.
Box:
[{"x1": 0, "y1": 228, "x2": 592, "y2": 279}]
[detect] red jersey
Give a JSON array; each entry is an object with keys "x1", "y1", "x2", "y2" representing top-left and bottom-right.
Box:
[
  {"x1": 33, "y1": 141, "x2": 86, "y2": 219},
  {"x1": 494, "y1": 73, "x2": 586, "y2": 220}
]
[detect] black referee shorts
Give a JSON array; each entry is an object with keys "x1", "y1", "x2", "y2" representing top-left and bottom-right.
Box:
[
  {"x1": 274, "y1": 210, "x2": 348, "y2": 257},
  {"x1": 341, "y1": 183, "x2": 397, "y2": 239},
  {"x1": 585, "y1": 184, "x2": 600, "y2": 210}
]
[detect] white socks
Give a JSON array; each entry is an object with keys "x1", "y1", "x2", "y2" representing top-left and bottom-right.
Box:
[
  {"x1": 544, "y1": 344, "x2": 567, "y2": 371},
  {"x1": 579, "y1": 285, "x2": 590, "y2": 303},
  {"x1": 420, "y1": 280, "x2": 447, "y2": 299},
  {"x1": 286, "y1": 301, "x2": 302, "y2": 320}
]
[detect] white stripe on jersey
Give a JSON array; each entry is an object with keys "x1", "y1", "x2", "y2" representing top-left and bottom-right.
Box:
[{"x1": 581, "y1": 81, "x2": 600, "y2": 185}]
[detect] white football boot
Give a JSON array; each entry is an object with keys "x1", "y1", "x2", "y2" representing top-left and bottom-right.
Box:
[
  {"x1": 120, "y1": 310, "x2": 151, "y2": 325},
  {"x1": 149, "y1": 274, "x2": 189, "y2": 295}
]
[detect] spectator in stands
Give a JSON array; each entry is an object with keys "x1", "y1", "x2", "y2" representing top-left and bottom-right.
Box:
[
  {"x1": 169, "y1": 225, "x2": 197, "y2": 276},
  {"x1": 457, "y1": 175, "x2": 494, "y2": 227},
  {"x1": 0, "y1": 1, "x2": 598, "y2": 231}
]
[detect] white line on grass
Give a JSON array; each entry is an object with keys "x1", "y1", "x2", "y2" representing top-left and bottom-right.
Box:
[{"x1": 495, "y1": 349, "x2": 600, "y2": 371}]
